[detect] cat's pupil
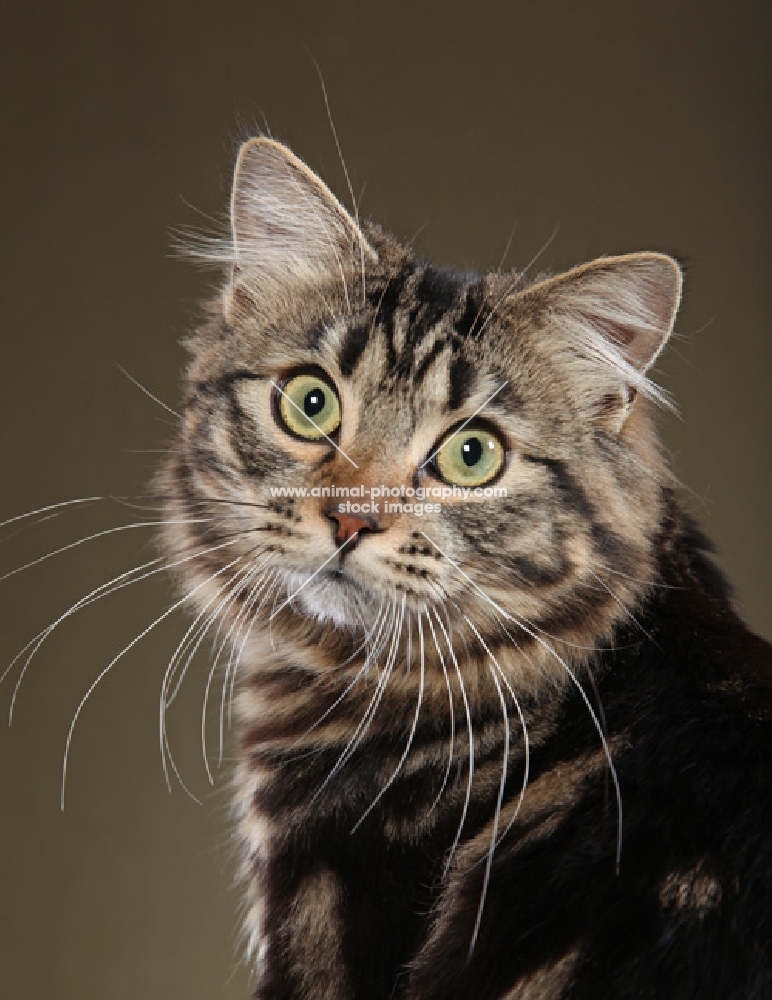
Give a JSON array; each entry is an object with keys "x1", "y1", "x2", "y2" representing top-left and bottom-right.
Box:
[
  {"x1": 304, "y1": 388, "x2": 325, "y2": 418},
  {"x1": 462, "y1": 437, "x2": 483, "y2": 466}
]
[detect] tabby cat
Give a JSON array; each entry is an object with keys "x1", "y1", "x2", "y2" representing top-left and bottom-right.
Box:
[{"x1": 160, "y1": 138, "x2": 772, "y2": 999}]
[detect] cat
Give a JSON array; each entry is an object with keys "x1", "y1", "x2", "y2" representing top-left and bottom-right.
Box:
[{"x1": 157, "y1": 137, "x2": 772, "y2": 999}]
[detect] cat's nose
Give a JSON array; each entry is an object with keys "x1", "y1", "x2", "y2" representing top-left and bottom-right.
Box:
[{"x1": 324, "y1": 509, "x2": 378, "y2": 547}]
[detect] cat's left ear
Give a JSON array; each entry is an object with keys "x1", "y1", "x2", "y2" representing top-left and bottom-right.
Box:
[{"x1": 522, "y1": 252, "x2": 682, "y2": 430}]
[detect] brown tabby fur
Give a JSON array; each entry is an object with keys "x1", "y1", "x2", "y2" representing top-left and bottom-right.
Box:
[{"x1": 159, "y1": 138, "x2": 772, "y2": 999}]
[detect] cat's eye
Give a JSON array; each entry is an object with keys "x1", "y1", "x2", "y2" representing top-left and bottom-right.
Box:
[
  {"x1": 276, "y1": 371, "x2": 342, "y2": 440},
  {"x1": 434, "y1": 425, "x2": 505, "y2": 487}
]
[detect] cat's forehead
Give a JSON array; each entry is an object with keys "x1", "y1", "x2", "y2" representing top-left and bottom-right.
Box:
[
  {"x1": 323, "y1": 263, "x2": 477, "y2": 387},
  {"x1": 305, "y1": 263, "x2": 553, "y2": 448}
]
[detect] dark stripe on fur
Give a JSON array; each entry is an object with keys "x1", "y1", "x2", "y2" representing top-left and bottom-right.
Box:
[
  {"x1": 338, "y1": 322, "x2": 371, "y2": 378},
  {"x1": 447, "y1": 355, "x2": 475, "y2": 409}
]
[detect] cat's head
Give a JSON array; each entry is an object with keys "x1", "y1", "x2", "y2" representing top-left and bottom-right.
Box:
[{"x1": 162, "y1": 138, "x2": 681, "y2": 688}]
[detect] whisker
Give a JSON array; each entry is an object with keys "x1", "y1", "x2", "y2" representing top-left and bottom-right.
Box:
[
  {"x1": 116, "y1": 364, "x2": 181, "y2": 420},
  {"x1": 160, "y1": 727, "x2": 202, "y2": 805},
  {"x1": 490, "y1": 612, "x2": 557, "y2": 689},
  {"x1": 113, "y1": 494, "x2": 272, "y2": 514},
  {"x1": 199, "y1": 575, "x2": 262, "y2": 783},
  {"x1": 224, "y1": 572, "x2": 272, "y2": 733},
  {"x1": 1, "y1": 553, "x2": 160, "y2": 691},
  {"x1": 159, "y1": 558, "x2": 255, "y2": 791},
  {"x1": 203, "y1": 568, "x2": 280, "y2": 777},
  {"x1": 311, "y1": 594, "x2": 401, "y2": 806},
  {"x1": 465, "y1": 617, "x2": 510, "y2": 958},
  {"x1": 0, "y1": 496, "x2": 105, "y2": 534},
  {"x1": 594, "y1": 559, "x2": 682, "y2": 591},
  {"x1": 351, "y1": 607, "x2": 423, "y2": 832},
  {"x1": 310, "y1": 56, "x2": 367, "y2": 305},
  {"x1": 5, "y1": 556, "x2": 162, "y2": 720},
  {"x1": 158, "y1": 561, "x2": 251, "y2": 802},
  {"x1": 587, "y1": 569, "x2": 660, "y2": 648},
  {"x1": 61, "y1": 544, "x2": 240, "y2": 810},
  {"x1": 425, "y1": 610, "x2": 456, "y2": 816},
  {"x1": 472, "y1": 224, "x2": 560, "y2": 343},
  {"x1": 463, "y1": 613, "x2": 530, "y2": 846},
  {"x1": 284, "y1": 600, "x2": 389, "y2": 758},
  {"x1": 0, "y1": 518, "x2": 211, "y2": 586},
  {"x1": 164, "y1": 563, "x2": 254, "y2": 710},
  {"x1": 0, "y1": 509, "x2": 75, "y2": 550},
  {"x1": 420, "y1": 530, "x2": 623, "y2": 875},
  {"x1": 433, "y1": 609, "x2": 474, "y2": 879},
  {"x1": 218, "y1": 573, "x2": 276, "y2": 752},
  {"x1": 3, "y1": 535, "x2": 240, "y2": 721},
  {"x1": 513, "y1": 612, "x2": 623, "y2": 873}
]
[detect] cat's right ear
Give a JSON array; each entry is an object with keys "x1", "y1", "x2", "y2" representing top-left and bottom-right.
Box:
[
  {"x1": 227, "y1": 138, "x2": 375, "y2": 316},
  {"x1": 514, "y1": 252, "x2": 682, "y2": 429}
]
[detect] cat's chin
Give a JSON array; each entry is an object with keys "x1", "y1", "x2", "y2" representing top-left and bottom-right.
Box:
[{"x1": 289, "y1": 568, "x2": 376, "y2": 630}]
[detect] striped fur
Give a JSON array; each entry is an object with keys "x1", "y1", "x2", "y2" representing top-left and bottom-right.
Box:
[{"x1": 161, "y1": 139, "x2": 772, "y2": 999}]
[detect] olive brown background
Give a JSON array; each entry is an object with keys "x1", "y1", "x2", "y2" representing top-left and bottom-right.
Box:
[{"x1": 1, "y1": 3, "x2": 769, "y2": 997}]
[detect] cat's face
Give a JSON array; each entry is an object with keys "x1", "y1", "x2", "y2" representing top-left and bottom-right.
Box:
[{"x1": 162, "y1": 139, "x2": 681, "y2": 687}]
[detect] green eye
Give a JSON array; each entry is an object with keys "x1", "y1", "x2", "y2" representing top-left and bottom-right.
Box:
[
  {"x1": 277, "y1": 372, "x2": 341, "y2": 440},
  {"x1": 435, "y1": 426, "x2": 505, "y2": 487}
]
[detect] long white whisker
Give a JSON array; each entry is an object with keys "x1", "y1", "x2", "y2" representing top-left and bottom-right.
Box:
[
  {"x1": 285, "y1": 600, "x2": 389, "y2": 757},
  {"x1": 225, "y1": 569, "x2": 274, "y2": 729},
  {"x1": 466, "y1": 623, "x2": 509, "y2": 958},
  {"x1": 588, "y1": 568, "x2": 659, "y2": 647},
  {"x1": 490, "y1": 612, "x2": 557, "y2": 688},
  {"x1": 116, "y1": 364, "x2": 181, "y2": 419},
  {"x1": 311, "y1": 56, "x2": 367, "y2": 305},
  {"x1": 212, "y1": 569, "x2": 276, "y2": 769},
  {"x1": 351, "y1": 607, "x2": 423, "y2": 832},
  {"x1": 160, "y1": 727, "x2": 202, "y2": 805},
  {"x1": 211, "y1": 570, "x2": 281, "y2": 773},
  {"x1": 61, "y1": 550, "x2": 238, "y2": 810},
  {"x1": 0, "y1": 497, "x2": 104, "y2": 533},
  {"x1": 2, "y1": 554, "x2": 163, "y2": 694},
  {"x1": 159, "y1": 557, "x2": 250, "y2": 791},
  {"x1": 165, "y1": 559, "x2": 259, "y2": 709},
  {"x1": 311, "y1": 595, "x2": 400, "y2": 805},
  {"x1": 461, "y1": 611, "x2": 531, "y2": 853},
  {"x1": 164, "y1": 606, "x2": 221, "y2": 791},
  {"x1": 0, "y1": 519, "x2": 207, "y2": 586},
  {"x1": 463, "y1": 613, "x2": 531, "y2": 848},
  {"x1": 5, "y1": 537, "x2": 240, "y2": 722},
  {"x1": 199, "y1": 576, "x2": 260, "y2": 785},
  {"x1": 199, "y1": 571, "x2": 268, "y2": 785},
  {"x1": 425, "y1": 610, "x2": 455, "y2": 815},
  {"x1": 433, "y1": 609, "x2": 474, "y2": 878}
]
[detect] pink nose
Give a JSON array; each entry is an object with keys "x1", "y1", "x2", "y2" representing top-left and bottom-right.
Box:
[{"x1": 326, "y1": 511, "x2": 376, "y2": 546}]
